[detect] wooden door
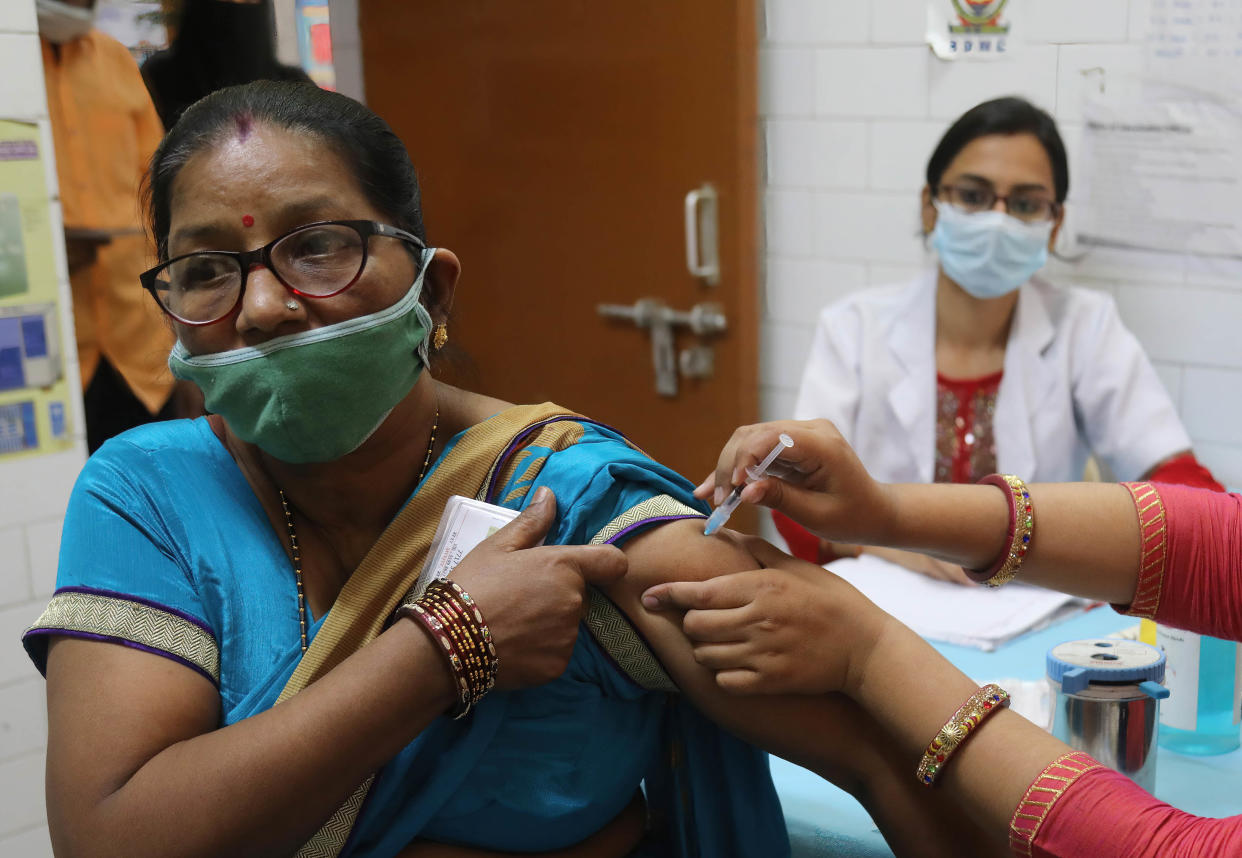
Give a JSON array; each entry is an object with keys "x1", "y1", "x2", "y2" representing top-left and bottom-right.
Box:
[{"x1": 361, "y1": 1, "x2": 758, "y2": 521}]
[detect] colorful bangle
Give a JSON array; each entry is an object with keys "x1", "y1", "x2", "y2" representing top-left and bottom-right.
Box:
[
  {"x1": 395, "y1": 579, "x2": 499, "y2": 719},
  {"x1": 916, "y1": 683, "x2": 1010, "y2": 786},
  {"x1": 965, "y1": 474, "x2": 1033, "y2": 587},
  {"x1": 399, "y1": 600, "x2": 473, "y2": 717}
]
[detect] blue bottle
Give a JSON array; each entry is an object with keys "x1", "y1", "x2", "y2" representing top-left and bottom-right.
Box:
[{"x1": 1155, "y1": 626, "x2": 1242, "y2": 756}]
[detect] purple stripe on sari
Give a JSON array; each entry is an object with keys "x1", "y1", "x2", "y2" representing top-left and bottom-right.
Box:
[
  {"x1": 485, "y1": 415, "x2": 618, "y2": 503},
  {"x1": 22, "y1": 627, "x2": 219, "y2": 686},
  {"x1": 604, "y1": 514, "x2": 704, "y2": 546}
]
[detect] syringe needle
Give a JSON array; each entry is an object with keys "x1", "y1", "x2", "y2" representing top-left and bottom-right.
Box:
[{"x1": 703, "y1": 433, "x2": 794, "y2": 536}]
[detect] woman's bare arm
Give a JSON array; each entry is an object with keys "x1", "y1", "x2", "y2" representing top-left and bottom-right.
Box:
[
  {"x1": 702, "y1": 420, "x2": 1144, "y2": 605},
  {"x1": 603, "y1": 520, "x2": 1002, "y2": 857},
  {"x1": 47, "y1": 622, "x2": 455, "y2": 858}
]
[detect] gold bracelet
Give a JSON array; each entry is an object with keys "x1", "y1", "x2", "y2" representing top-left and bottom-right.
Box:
[
  {"x1": 916, "y1": 683, "x2": 1010, "y2": 786},
  {"x1": 965, "y1": 474, "x2": 1033, "y2": 587}
]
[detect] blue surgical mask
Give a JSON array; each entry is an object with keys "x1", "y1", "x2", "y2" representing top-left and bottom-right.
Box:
[
  {"x1": 169, "y1": 249, "x2": 435, "y2": 463},
  {"x1": 930, "y1": 200, "x2": 1053, "y2": 299}
]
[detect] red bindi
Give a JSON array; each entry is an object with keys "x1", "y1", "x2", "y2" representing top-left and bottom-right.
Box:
[{"x1": 241, "y1": 214, "x2": 255, "y2": 228}]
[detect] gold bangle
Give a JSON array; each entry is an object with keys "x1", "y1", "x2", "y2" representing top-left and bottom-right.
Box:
[
  {"x1": 966, "y1": 474, "x2": 1033, "y2": 587},
  {"x1": 916, "y1": 683, "x2": 1010, "y2": 786}
]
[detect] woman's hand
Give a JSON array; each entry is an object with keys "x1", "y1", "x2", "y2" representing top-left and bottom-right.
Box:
[
  {"x1": 447, "y1": 487, "x2": 627, "y2": 689},
  {"x1": 640, "y1": 537, "x2": 891, "y2": 697},
  {"x1": 695, "y1": 420, "x2": 894, "y2": 546}
]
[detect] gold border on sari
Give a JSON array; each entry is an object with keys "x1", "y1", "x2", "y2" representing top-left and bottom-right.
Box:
[
  {"x1": 28, "y1": 590, "x2": 220, "y2": 683},
  {"x1": 581, "y1": 494, "x2": 705, "y2": 694}
]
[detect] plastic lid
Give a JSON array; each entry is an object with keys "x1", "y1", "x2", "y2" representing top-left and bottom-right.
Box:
[{"x1": 1046, "y1": 639, "x2": 1166, "y2": 695}]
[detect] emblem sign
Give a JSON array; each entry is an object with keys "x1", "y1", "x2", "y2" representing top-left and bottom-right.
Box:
[{"x1": 928, "y1": 0, "x2": 1013, "y2": 60}]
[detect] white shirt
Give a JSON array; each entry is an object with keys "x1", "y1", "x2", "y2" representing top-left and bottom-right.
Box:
[{"x1": 793, "y1": 272, "x2": 1191, "y2": 484}]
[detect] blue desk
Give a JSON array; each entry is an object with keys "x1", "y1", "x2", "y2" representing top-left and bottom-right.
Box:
[{"x1": 774, "y1": 607, "x2": 1242, "y2": 857}]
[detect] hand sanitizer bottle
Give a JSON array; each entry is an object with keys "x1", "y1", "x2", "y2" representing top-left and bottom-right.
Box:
[{"x1": 1144, "y1": 620, "x2": 1242, "y2": 755}]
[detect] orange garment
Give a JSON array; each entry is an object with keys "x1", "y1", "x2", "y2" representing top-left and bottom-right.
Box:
[{"x1": 42, "y1": 31, "x2": 173, "y2": 413}]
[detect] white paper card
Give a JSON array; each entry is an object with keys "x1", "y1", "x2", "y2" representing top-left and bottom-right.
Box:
[{"x1": 411, "y1": 496, "x2": 522, "y2": 600}]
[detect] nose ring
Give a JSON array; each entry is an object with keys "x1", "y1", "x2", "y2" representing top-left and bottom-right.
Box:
[{"x1": 285, "y1": 299, "x2": 300, "y2": 311}]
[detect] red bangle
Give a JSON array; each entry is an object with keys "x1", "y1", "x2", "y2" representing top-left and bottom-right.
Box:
[
  {"x1": 965, "y1": 474, "x2": 1033, "y2": 587},
  {"x1": 395, "y1": 580, "x2": 499, "y2": 719},
  {"x1": 398, "y1": 600, "x2": 473, "y2": 717}
]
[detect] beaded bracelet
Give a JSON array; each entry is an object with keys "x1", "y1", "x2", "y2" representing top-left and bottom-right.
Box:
[
  {"x1": 916, "y1": 683, "x2": 1010, "y2": 786},
  {"x1": 965, "y1": 474, "x2": 1033, "y2": 587},
  {"x1": 422, "y1": 583, "x2": 494, "y2": 709},
  {"x1": 400, "y1": 600, "x2": 473, "y2": 716},
  {"x1": 396, "y1": 579, "x2": 499, "y2": 719}
]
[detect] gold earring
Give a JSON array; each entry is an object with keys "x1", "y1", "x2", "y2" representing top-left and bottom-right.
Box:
[{"x1": 433, "y1": 323, "x2": 448, "y2": 351}]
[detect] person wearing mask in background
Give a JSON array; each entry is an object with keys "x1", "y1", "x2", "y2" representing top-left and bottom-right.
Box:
[
  {"x1": 141, "y1": 0, "x2": 313, "y2": 130},
  {"x1": 39, "y1": 0, "x2": 192, "y2": 452},
  {"x1": 777, "y1": 97, "x2": 1222, "y2": 583}
]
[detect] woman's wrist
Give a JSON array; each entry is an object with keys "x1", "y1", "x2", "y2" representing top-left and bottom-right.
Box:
[
  {"x1": 883, "y1": 483, "x2": 1009, "y2": 570},
  {"x1": 389, "y1": 614, "x2": 460, "y2": 713},
  {"x1": 841, "y1": 610, "x2": 906, "y2": 703}
]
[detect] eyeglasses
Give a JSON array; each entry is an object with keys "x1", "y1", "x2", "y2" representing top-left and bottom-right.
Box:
[
  {"x1": 140, "y1": 219, "x2": 426, "y2": 326},
  {"x1": 937, "y1": 184, "x2": 1060, "y2": 223}
]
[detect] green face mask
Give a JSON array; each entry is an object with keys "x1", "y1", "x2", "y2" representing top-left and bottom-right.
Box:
[{"x1": 169, "y1": 248, "x2": 435, "y2": 463}]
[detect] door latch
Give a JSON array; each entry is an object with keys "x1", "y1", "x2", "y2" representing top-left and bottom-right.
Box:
[{"x1": 597, "y1": 300, "x2": 727, "y2": 396}]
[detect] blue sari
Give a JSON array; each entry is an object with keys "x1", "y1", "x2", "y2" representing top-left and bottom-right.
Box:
[{"x1": 25, "y1": 409, "x2": 789, "y2": 857}]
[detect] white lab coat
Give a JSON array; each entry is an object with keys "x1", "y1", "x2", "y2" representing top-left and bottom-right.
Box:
[{"x1": 793, "y1": 272, "x2": 1191, "y2": 484}]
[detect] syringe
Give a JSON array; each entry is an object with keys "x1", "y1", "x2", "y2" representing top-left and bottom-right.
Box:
[{"x1": 703, "y1": 433, "x2": 794, "y2": 536}]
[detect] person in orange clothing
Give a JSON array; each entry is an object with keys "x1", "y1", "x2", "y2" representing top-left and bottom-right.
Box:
[{"x1": 38, "y1": 0, "x2": 191, "y2": 452}]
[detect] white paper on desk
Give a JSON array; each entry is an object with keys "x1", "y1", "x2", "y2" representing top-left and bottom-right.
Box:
[{"x1": 826, "y1": 553, "x2": 1088, "y2": 651}]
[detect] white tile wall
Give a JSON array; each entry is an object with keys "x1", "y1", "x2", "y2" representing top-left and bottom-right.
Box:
[
  {"x1": 767, "y1": 119, "x2": 868, "y2": 189},
  {"x1": 0, "y1": 34, "x2": 47, "y2": 120},
  {"x1": 0, "y1": 0, "x2": 36, "y2": 34},
  {"x1": 867, "y1": 120, "x2": 945, "y2": 192},
  {"x1": 0, "y1": 823, "x2": 55, "y2": 858},
  {"x1": 870, "y1": 0, "x2": 928, "y2": 45},
  {"x1": 927, "y1": 46, "x2": 1059, "y2": 120},
  {"x1": 759, "y1": 1, "x2": 1242, "y2": 488},
  {"x1": 816, "y1": 47, "x2": 929, "y2": 118},
  {"x1": 764, "y1": 188, "x2": 816, "y2": 255},
  {"x1": 765, "y1": 258, "x2": 865, "y2": 323},
  {"x1": 765, "y1": 0, "x2": 870, "y2": 45},
  {"x1": 0, "y1": 529, "x2": 31, "y2": 607},
  {"x1": 760, "y1": 48, "x2": 815, "y2": 116},
  {"x1": 1181, "y1": 367, "x2": 1242, "y2": 445},
  {"x1": 0, "y1": 2, "x2": 85, "y2": 851},
  {"x1": 812, "y1": 192, "x2": 924, "y2": 263},
  {"x1": 1024, "y1": 0, "x2": 1131, "y2": 44}
]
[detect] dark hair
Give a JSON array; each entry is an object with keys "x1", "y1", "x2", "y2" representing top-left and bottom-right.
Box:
[
  {"x1": 145, "y1": 81, "x2": 426, "y2": 260},
  {"x1": 925, "y1": 97, "x2": 1069, "y2": 203}
]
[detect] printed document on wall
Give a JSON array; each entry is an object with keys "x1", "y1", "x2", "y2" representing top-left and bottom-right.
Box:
[{"x1": 1077, "y1": 92, "x2": 1242, "y2": 262}]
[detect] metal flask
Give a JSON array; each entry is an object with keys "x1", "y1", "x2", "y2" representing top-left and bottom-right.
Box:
[{"x1": 1046, "y1": 639, "x2": 1169, "y2": 792}]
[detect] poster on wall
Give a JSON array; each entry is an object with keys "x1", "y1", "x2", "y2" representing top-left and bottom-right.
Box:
[
  {"x1": 1077, "y1": 91, "x2": 1242, "y2": 266},
  {"x1": 0, "y1": 120, "x2": 74, "y2": 459},
  {"x1": 927, "y1": 0, "x2": 1014, "y2": 60},
  {"x1": 1146, "y1": 0, "x2": 1242, "y2": 95}
]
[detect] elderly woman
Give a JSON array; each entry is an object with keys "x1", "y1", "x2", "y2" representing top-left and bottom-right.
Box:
[{"x1": 21, "y1": 82, "x2": 996, "y2": 858}]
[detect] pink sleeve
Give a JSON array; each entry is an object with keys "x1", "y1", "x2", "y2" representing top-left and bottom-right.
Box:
[
  {"x1": 1117, "y1": 483, "x2": 1242, "y2": 640},
  {"x1": 1010, "y1": 753, "x2": 1242, "y2": 857}
]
